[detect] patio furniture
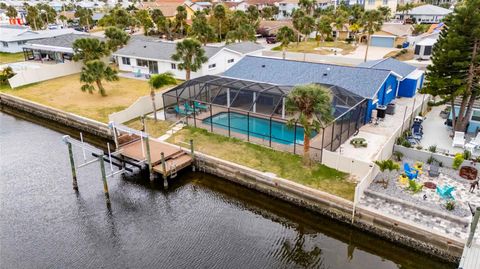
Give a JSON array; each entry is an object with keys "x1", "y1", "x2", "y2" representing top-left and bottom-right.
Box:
[
  {"x1": 424, "y1": 182, "x2": 437, "y2": 189},
  {"x1": 408, "y1": 180, "x2": 423, "y2": 193},
  {"x1": 412, "y1": 123, "x2": 423, "y2": 140},
  {"x1": 398, "y1": 174, "x2": 409, "y2": 186},
  {"x1": 428, "y1": 163, "x2": 440, "y2": 177},
  {"x1": 350, "y1": 138, "x2": 367, "y2": 148},
  {"x1": 134, "y1": 69, "x2": 142, "y2": 78},
  {"x1": 436, "y1": 185, "x2": 455, "y2": 200},
  {"x1": 459, "y1": 166, "x2": 478, "y2": 180},
  {"x1": 452, "y1": 131, "x2": 465, "y2": 148},
  {"x1": 184, "y1": 103, "x2": 196, "y2": 114},
  {"x1": 404, "y1": 163, "x2": 419, "y2": 180},
  {"x1": 194, "y1": 101, "x2": 208, "y2": 111},
  {"x1": 174, "y1": 105, "x2": 192, "y2": 116},
  {"x1": 465, "y1": 133, "x2": 480, "y2": 153}
]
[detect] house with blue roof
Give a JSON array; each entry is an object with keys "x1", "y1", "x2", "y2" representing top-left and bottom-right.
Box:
[
  {"x1": 222, "y1": 55, "x2": 416, "y2": 122},
  {"x1": 358, "y1": 57, "x2": 424, "y2": 98}
]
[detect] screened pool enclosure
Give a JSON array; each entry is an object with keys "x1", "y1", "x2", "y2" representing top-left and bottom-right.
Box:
[{"x1": 163, "y1": 75, "x2": 368, "y2": 160}]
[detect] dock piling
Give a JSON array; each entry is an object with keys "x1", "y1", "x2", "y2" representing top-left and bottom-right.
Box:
[
  {"x1": 190, "y1": 139, "x2": 195, "y2": 172},
  {"x1": 98, "y1": 156, "x2": 111, "y2": 204},
  {"x1": 67, "y1": 142, "x2": 78, "y2": 191},
  {"x1": 161, "y1": 152, "x2": 168, "y2": 189},
  {"x1": 145, "y1": 136, "x2": 154, "y2": 182}
]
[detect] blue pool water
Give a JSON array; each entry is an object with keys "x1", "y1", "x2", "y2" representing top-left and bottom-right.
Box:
[{"x1": 203, "y1": 112, "x2": 315, "y2": 145}]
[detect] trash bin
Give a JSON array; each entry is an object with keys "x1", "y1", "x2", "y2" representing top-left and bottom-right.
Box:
[
  {"x1": 377, "y1": 105, "x2": 387, "y2": 119},
  {"x1": 386, "y1": 103, "x2": 395, "y2": 115}
]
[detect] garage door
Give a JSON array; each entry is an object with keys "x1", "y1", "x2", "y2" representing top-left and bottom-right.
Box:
[{"x1": 370, "y1": 36, "x2": 395, "y2": 48}]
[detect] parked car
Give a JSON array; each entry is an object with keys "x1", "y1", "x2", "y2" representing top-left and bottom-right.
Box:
[{"x1": 266, "y1": 36, "x2": 277, "y2": 44}]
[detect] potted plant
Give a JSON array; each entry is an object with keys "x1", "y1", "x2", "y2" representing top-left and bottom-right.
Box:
[{"x1": 374, "y1": 160, "x2": 400, "y2": 189}]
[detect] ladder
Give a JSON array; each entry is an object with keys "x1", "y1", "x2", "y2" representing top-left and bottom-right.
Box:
[{"x1": 169, "y1": 162, "x2": 178, "y2": 178}]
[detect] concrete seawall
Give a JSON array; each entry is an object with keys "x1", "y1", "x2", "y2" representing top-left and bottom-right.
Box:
[
  {"x1": 0, "y1": 93, "x2": 111, "y2": 140},
  {"x1": 0, "y1": 93, "x2": 463, "y2": 263}
]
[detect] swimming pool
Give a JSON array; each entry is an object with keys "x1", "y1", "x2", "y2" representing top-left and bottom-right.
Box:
[{"x1": 203, "y1": 112, "x2": 315, "y2": 145}]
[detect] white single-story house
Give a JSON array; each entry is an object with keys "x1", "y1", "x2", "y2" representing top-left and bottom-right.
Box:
[
  {"x1": 113, "y1": 39, "x2": 264, "y2": 79},
  {"x1": 0, "y1": 25, "x2": 81, "y2": 53},
  {"x1": 395, "y1": 4, "x2": 452, "y2": 24}
]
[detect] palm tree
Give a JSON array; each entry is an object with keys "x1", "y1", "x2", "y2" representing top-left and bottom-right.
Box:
[
  {"x1": 79, "y1": 60, "x2": 118, "y2": 96},
  {"x1": 377, "y1": 6, "x2": 391, "y2": 21},
  {"x1": 72, "y1": 38, "x2": 110, "y2": 63},
  {"x1": 105, "y1": 26, "x2": 130, "y2": 51},
  {"x1": 300, "y1": 16, "x2": 315, "y2": 43},
  {"x1": 361, "y1": 10, "x2": 383, "y2": 62},
  {"x1": 277, "y1": 26, "x2": 294, "y2": 59},
  {"x1": 59, "y1": 14, "x2": 67, "y2": 27},
  {"x1": 334, "y1": 13, "x2": 348, "y2": 44},
  {"x1": 286, "y1": 84, "x2": 332, "y2": 165},
  {"x1": 171, "y1": 39, "x2": 208, "y2": 80},
  {"x1": 374, "y1": 160, "x2": 400, "y2": 188},
  {"x1": 292, "y1": 9, "x2": 305, "y2": 46},
  {"x1": 213, "y1": 4, "x2": 226, "y2": 41},
  {"x1": 175, "y1": 5, "x2": 187, "y2": 37},
  {"x1": 191, "y1": 11, "x2": 214, "y2": 45},
  {"x1": 6, "y1": 6, "x2": 17, "y2": 20},
  {"x1": 149, "y1": 73, "x2": 177, "y2": 121},
  {"x1": 299, "y1": 0, "x2": 316, "y2": 16},
  {"x1": 315, "y1": 16, "x2": 332, "y2": 44}
]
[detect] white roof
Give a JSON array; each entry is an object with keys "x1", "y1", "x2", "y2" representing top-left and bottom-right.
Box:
[
  {"x1": 407, "y1": 4, "x2": 452, "y2": 16},
  {"x1": 406, "y1": 69, "x2": 424, "y2": 80},
  {"x1": 417, "y1": 37, "x2": 437, "y2": 46},
  {"x1": 0, "y1": 27, "x2": 80, "y2": 42}
]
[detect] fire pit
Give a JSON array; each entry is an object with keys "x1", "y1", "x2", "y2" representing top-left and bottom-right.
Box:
[
  {"x1": 424, "y1": 182, "x2": 437, "y2": 189},
  {"x1": 459, "y1": 166, "x2": 478, "y2": 180}
]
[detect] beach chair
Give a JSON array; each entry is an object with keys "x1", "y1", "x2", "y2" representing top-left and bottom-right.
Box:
[
  {"x1": 465, "y1": 133, "x2": 480, "y2": 153},
  {"x1": 452, "y1": 131, "x2": 465, "y2": 148},
  {"x1": 408, "y1": 180, "x2": 423, "y2": 193},
  {"x1": 404, "y1": 163, "x2": 419, "y2": 180},
  {"x1": 184, "y1": 103, "x2": 196, "y2": 114},
  {"x1": 436, "y1": 185, "x2": 455, "y2": 200},
  {"x1": 194, "y1": 101, "x2": 208, "y2": 111},
  {"x1": 174, "y1": 105, "x2": 192, "y2": 116}
]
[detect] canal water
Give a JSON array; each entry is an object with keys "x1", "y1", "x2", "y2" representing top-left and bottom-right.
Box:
[{"x1": 0, "y1": 112, "x2": 456, "y2": 269}]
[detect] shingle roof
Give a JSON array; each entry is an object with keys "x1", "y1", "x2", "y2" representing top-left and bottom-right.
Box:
[
  {"x1": 357, "y1": 58, "x2": 417, "y2": 78},
  {"x1": 406, "y1": 4, "x2": 452, "y2": 16},
  {"x1": 222, "y1": 56, "x2": 393, "y2": 98},
  {"x1": 225, "y1": 42, "x2": 264, "y2": 54},
  {"x1": 26, "y1": 33, "x2": 102, "y2": 48},
  {"x1": 114, "y1": 39, "x2": 264, "y2": 61}
]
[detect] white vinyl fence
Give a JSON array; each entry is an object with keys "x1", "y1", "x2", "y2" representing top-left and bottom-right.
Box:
[
  {"x1": 8, "y1": 61, "x2": 83, "y2": 88},
  {"x1": 108, "y1": 92, "x2": 164, "y2": 124}
]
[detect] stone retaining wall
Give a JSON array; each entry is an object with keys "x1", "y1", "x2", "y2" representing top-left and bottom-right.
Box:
[
  {"x1": 193, "y1": 152, "x2": 464, "y2": 263},
  {"x1": 0, "y1": 93, "x2": 111, "y2": 140}
]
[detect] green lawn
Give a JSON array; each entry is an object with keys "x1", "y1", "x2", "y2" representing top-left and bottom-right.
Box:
[
  {"x1": 165, "y1": 126, "x2": 355, "y2": 200},
  {"x1": 273, "y1": 40, "x2": 356, "y2": 56},
  {"x1": 0, "y1": 52, "x2": 24, "y2": 64},
  {"x1": 126, "y1": 118, "x2": 172, "y2": 137}
]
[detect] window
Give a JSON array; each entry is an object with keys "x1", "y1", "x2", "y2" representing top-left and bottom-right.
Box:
[
  {"x1": 137, "y1": 59, "x2": 148, "y2": 67},
  {"x1": 383, "y1": 0, "x2": 388, "y2": 4},
  {"x1": 171, "y1": 63, "x2": 176, "y2": 69},
  {"x1": 368, "y1": 0, "x2": 374, "y2": 4},
  {"x1": 414, "y1": 45, "x2": 421, "y2": 55},
  {"x1": 386, "y1": 85, "x2": 392, "y2": 94},
  {"x1": 17, "y1": 40, "x2": 26, "y2": 45},
  {"x1": 424, "y1": 45, "x2": 432, "y2": 56},
  {"x1": 472, "y1": 110, "x2": 480, "y2": 122},
  {"x1": 2, "y1": 42, "x2": 8, "y2": 47},
  {"x1": 208, "y1": 63, "x2": 216, "y2": 69},
  {"x1": 227, "y1": 59, "x2": 234, "y2": 63},
  {"x1": 122, "y1": 57, "x2": 130, "y2": 65}
]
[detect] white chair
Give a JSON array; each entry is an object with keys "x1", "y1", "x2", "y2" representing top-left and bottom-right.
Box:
[
  {"x1": 465, "y1": 133, "x2": 480, "y2": 152},
  {"x1": 452, "y1": 131, "x2": 465, "y2": 148}
]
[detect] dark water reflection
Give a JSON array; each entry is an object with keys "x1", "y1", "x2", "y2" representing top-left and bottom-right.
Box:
[{"x1": 0, "y1": 112, "x2": 456, "y2": 269}]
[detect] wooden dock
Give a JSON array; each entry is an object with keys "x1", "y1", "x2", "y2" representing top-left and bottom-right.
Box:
[
  {"x1": 118, "y1": 138, "x2": 192, "y2": 177},
  {"x1": 459, "y1": 208, "x2": 480, "y2": 269}
]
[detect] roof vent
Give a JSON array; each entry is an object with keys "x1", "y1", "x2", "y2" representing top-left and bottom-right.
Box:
[
  {"x1": 144, "y1": 45, "x2": 147, "y2": 48},
  {"x1": 261, "y1": 64, "x2": 266, "y2": 68},
  {"x1": 323, "y1": 67, "x2": 331, "y2": 76}
]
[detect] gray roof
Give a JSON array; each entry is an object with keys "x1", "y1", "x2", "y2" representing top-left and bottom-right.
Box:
[
  {"x1": 224, "y1": 42, "x2": 264, "y2": 54},
  {"x1": 114, "y1": 39, "x2": 264, "y2": 61},
  {"x1": 26, "y1": 33, "x2": 102, "y2": 48},
  {"x1": 222, "y1": 56, "x2": 393, "y2": 99},
  {"x1": 357, "y1": 58, "x2": 417, "y2": 78}
]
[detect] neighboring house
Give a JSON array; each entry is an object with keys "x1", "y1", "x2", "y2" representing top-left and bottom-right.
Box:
[
  {"x1": 185, "y1": 1, "x2": 213, "y2": 12},
  {"x1": 395, "y1": 4, "x2": 452, "y2": 24},
  {"x1": 257, "y1": 20, "x2": 293, "y2": 36},
  {"x1": 364, "y1": 0, "x2": 398, "y2": 14},
  {"x1": 369, "y1": 23, "x2": 412, "y2": 48},
  {"x1": 275, "y1": 0, "x2": 298, "y2": 20},
  {"x1": 22, "y1": 33, "x2": 101, "y2": 62},
  {"x1": 451, "y1": 99, "x2": 480, "y2": 133},
  {"x1": 137, "y1": 0, "x2": 196, "y2": 20},
  {"x1": 223, "y1": 1, "x2": 250, "y2": 11},
  {"x1": 409, "y1": 23, "x2": 444, "y2": 60},
  {"x1": 358, "y1": 57, "x2": 424, "y2": 98},
  {"x1": 113, "y1": 38, "x2": 264, "y2": 79},
  {"x1": 0, "y1": 25, "x2": 80, "y2": 53},
  {"x1": 223, "y1": 55, "x2": 420, "y2": 121}
]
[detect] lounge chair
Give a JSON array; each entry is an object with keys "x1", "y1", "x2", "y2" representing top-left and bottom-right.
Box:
[
  {"x1": 428, "y1": 163, "x2": 440, "y2": 177},
  {"x1": 452, "y1": 131, "x2": 465, "y2": 148},
  {"x1": 436, "y1": 185, "x2": 455, "y2": 200},
  {"x1": 404, "y1": 163, "x2": 419, "y2": 180},
  {"x1": 184, "y1": 103, "x2": 195, "y2": 113},
  {"x1": 408, "y1": 180, "x2": 423, "y2": 193},
  {"x1": 174, "y1": 105, "x2": 192, "y2": 116},
  {"x1": 465, "y1": 133, "x2": 480, "y2": 153},
  {"x1": 194, "y1": 101, "x2": 208, "y2": 111},
  {"x1": 412, "y1": 123, "x2": 423, "y2": 140}
]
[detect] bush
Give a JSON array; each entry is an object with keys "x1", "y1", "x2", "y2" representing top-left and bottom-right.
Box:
[
  {"x1": 325, "y1": 36, "x2": 334, "y2": 42},
  {"x1": 452, "y1": 153, "x2": 464, "y2": 170},
  {"x1": 401, "y1": 140, "x2": 412, "y2": 148},
  {"x1": 396, "y1": 136, "x2": 406, "y2": 145},
  {"x1": 428, "y1": 145, "x2": 437, "y2": 153},
  {"x1": 0, "y1": 67, "x2": 15, "y2": 85},
  {"x1": 463, "y1": 150, "x2": 472, "y2": 160},
  {"x1": 396, "y1": 44, "x2": 403, "y2": 49},
  {"x1": 345, "y1": 37, "x2": 355, "y2": 44},
  {"x1": 416, "y1": 145, "x2": 423, "y2": 150},
  {"x1": 445, "y1": 200, "x2": 455, "y2": 211},
  {"x1": 393, "y1": 151, "x2": 403, "y2": 161}
]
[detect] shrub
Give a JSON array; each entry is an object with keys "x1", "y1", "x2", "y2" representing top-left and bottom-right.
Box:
[
  {"x1": 416, "y1": 145, "x2": 423, "y2": 150},
  {"x1": 396, "y1": 136, "x2": 406, "y2": 145},
  {"x1": 445, "y1": 200, "x2": 455, "y2": 211},
  {"x1": 393, "y1": 151, "x2": 403, "y2": 161},
  {"x1": 325, "y1": 36, "x2": 334, "y2": 42},
  {"x1": 463, "y1": 150, "x2": 472, "y2": 160},
  {"x1": 401, "y1": 140, "x2": 412, "y2": 148},
  {"x1": 428, "y1": 145, "x2": 437, "y2": 153},
  {"x1": 452, "y1": 153, "x2": 464, "y2": 170},
  {"x1": 396, "y1": 44, "x2": 403, "y2": 49},
  {"x1": 0, "y1": 67, "x2": 15, "y2": 85}
]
